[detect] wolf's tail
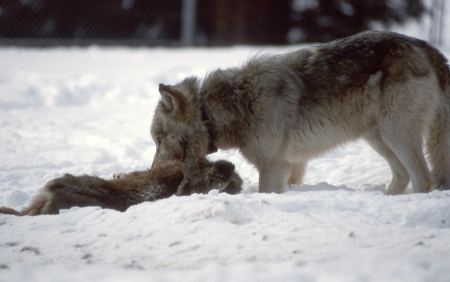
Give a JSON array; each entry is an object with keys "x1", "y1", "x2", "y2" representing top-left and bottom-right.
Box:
[
  {"x1": 0, "y1": 206, "x2": 24, "y2": 216},
  {"x1": 426, "y1": 64, "x2": 450, "y2": 190}
]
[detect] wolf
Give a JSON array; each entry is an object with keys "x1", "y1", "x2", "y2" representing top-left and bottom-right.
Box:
[
  {"x1": 151, "y1": 30, "x2": 450, "y2": 195},
  {"x1": 0, "y1": 144, "x2": 242, "y2": 216}
]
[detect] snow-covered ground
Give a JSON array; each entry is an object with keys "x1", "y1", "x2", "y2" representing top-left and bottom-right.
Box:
[{"x1": 0, "y1": 43, "x2": 449, "y2": 282}]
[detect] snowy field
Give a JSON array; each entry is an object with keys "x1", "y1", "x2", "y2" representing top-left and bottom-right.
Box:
[{"x1": 0, "y1": 43, "x2": 450, "y2": 281}]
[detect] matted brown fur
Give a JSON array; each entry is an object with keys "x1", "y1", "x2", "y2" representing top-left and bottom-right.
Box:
[
  {"x1": 0, "y1": 157, "x2": 242, "y2": 216},
  {"x1": 151, "y1": 31, "x2": 450, "y2": 195}
]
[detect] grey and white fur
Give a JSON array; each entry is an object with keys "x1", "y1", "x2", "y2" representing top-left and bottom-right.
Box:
[{"x1": 151, "y1": 31, "x2": 450, "y2": 195}]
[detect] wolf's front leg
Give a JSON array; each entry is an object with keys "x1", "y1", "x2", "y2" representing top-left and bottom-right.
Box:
[
  {"x1": 258, "y1": 160, "x2": 291, "y2": 193},
  {"x1": 177, "y1": 139, "x2": 206, "y2": 196}
]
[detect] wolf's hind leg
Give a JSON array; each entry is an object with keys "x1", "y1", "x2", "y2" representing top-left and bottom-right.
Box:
[
  {"x1": 364, "y1": 129, "x2": 410, "y2": 195},
  {"x1": 380, "y1": 123, "x2": 435, "y2": 194},
  {"x1": 23, "y1": 186, "x2": 56, "y2": 215}
]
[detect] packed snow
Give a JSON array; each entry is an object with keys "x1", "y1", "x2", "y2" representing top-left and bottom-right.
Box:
[{"x1": 0, "y1": 44, "x2": 449, "y2": 282}]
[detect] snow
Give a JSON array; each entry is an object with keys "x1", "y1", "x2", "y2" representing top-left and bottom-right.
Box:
[{"x1": 0, "y1": 45, "x2": 450, "y2": 282}]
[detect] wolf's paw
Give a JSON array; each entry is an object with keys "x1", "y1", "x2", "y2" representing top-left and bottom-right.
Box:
[{"x1": 213, "y1": 160, "x2": 235, "y2": 178}]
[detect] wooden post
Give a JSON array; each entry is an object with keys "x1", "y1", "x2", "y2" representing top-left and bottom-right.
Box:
[
  {"x1": 181, "y1": 0, "x2": 197, "y2": 46},
  {"x1": 429, "y1": 0, "x2": 444, "y2": 46},
  {"x1": 437, "y1": 0, "x2": 445, "y2": 46}
]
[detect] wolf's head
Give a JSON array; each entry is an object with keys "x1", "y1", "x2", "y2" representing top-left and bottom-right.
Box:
[{"x1": 150, "y1": 77, "x2": 217, "y2": 168}]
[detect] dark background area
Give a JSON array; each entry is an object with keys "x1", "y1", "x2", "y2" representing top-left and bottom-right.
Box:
[{"x1": 0, "y1": 0, "x2": 426, "y2": 46}]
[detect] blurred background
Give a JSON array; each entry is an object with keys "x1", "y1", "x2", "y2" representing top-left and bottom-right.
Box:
[{"x1": 0, "y1": 0, "x2": 447, "y2": 47}]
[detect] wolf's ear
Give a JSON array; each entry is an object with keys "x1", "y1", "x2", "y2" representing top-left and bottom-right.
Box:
[{"x1": 159, "y1": 83, "x2": 186, "y2": 115}]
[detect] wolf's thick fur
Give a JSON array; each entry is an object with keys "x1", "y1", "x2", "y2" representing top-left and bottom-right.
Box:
[
  {"x1": 0, "y1": 156, "x2": 242, "y2": 216},
  {"x1": 151, "y1": 31, "x2": 450, "y2": 195}
]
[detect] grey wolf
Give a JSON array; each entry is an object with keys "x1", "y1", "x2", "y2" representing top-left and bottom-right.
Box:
[
  {"x1": 151, "y1": 31, "x2": 450, "y2": 195},
  {"x1": 0, "y1": 145, "x2": 242, "y2": 216}
]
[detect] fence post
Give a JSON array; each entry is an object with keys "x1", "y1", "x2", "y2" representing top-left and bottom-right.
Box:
[
  {"x1": 429, "y1": 0, "x2": 445, "y2": 46},
  {"x1": 181, "y1": 0, "x2": 197, "y2": 46},
  {"x1": 437, "y1": 0, "x2": 445, "y2": 46}
]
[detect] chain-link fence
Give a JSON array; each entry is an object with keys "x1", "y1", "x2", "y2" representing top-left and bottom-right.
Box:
[
  {"x1": 0, "y1": 0, "x2": 444, "y2": 47},
  {"x1": 0, "y1": 0, "x2": 186, "y2": 46}
]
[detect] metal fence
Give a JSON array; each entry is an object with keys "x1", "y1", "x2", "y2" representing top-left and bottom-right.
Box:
[
  {"x1": 0, "y1": 0, "x2": 187, "y2": 46},
  {"x1": 0, "y1": 0, "x2": 445, "y2": 47}
]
